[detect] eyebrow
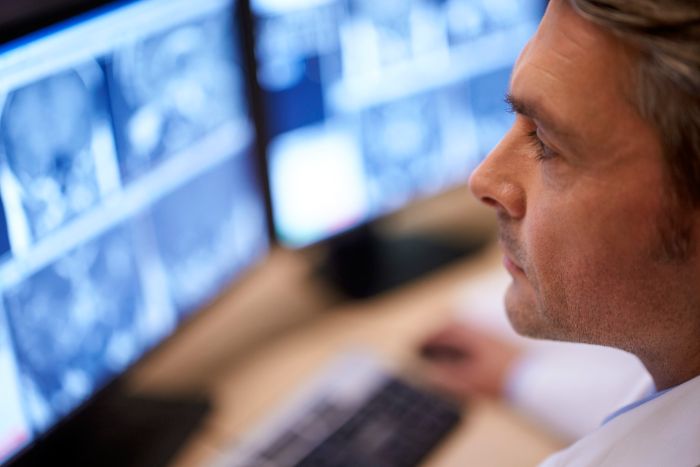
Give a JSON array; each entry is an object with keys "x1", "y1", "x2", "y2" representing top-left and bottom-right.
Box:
[{"x1": 505, "y1": 93, "x2": 572, "y2": 139}]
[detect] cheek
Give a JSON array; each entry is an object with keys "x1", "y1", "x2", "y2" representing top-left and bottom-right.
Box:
[
  {"x1": 522, "y1": 186, "x2": 666, "y2": 321},
  {"x1": 523, "y1": 202, "x2": 579, "y2": 313}
]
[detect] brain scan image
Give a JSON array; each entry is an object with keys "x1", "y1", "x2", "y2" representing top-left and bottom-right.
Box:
[
  {"x1": 347, "y1": 0, "x2": 416, "y2": 65},
  {"x1": 2, "y1": 226, "x2": 145, "y2": 428},
  {"x1": 349, "y1": 0, "x2": 414, "y2": 33},
  {"x1": 149, "y1": 154, "x2": 266, "y2": 316},
  {"x1": 0, "y1": 64, "x2": 112, "y2": 242},
  {"x1": 109, "y1": 14, "x2": 246, "y2": 181},
  {"x1": 361, "y1": 93, "x2": 442, "y2": 211},
  {"x1": 444, "y1": 0, "x2": 487, "y2": 42}
]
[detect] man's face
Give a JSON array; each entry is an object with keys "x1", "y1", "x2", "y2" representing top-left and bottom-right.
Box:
[{"x1": 469, "y1": 0, "x2": 699, "y2": 350}]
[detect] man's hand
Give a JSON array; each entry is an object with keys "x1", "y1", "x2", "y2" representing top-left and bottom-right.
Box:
[{"x1": 418, "y1": 322, "x2": 523, "y2": 400}]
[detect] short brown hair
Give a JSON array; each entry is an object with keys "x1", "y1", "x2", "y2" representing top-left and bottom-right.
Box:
[{"x1": 569, "y1": 0, "x2": 700, "y2": 208}]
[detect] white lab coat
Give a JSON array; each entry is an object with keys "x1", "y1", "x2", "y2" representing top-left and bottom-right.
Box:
[{"x1": 539, "y1": 372, "x2": 700, "y2": 467}]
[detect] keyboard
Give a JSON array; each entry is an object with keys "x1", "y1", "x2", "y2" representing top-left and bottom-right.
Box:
[{"x1": 213, "y1": 353, "x2": 462, "y2": 467}]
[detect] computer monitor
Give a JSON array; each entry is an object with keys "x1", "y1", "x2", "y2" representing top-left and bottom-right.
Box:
[
  {"x1": 0, "y1": 0, "x2": 268, "y2": 464},
  {"x1": 250, "y1": 0, "x2": 545, "y2": 249}
]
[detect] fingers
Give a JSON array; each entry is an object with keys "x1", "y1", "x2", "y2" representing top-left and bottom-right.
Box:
[
  {"x1": 419, "y1": 322, "x2": 488, "y2": 362},
  {"x1": 420, "y1": 343, "x2": 469, "y2": 362},
  {"x1": 416, "y1": 320, "x2": 525, "y2": 399}
]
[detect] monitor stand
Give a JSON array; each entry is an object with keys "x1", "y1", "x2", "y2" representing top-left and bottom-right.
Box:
[
  {"x1": 13, "y1": 385, "x2": 210, "y2": 467},
  {"x1": 318, "y1": 224, "x2": 487, "y2": 299}
]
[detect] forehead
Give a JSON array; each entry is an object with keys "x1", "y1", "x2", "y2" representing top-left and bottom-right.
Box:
[{"x1": 510, "y1": 0, "x2": 637, "y2": 139}]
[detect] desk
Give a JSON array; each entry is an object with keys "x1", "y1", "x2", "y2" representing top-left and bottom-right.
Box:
[{"x1": 129, "y1": 242, "x2": 565, "y2": 466}]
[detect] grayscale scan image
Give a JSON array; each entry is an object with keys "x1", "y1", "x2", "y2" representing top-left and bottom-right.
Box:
[
  {"x1": 0, "y1": 62, "x2": 117, "y2": 243},
  {"x1": 2, "y1": 226, "x2": 146, "y2": 430},
  {"x1": 444, "y1": 0, "x2": 537, "y2": 44},
  {"x1": 149, "y1": 154, "x2": 267, "y2": 317},
  {"x1": 361, "y1": 93, "x2": 442, "y2": 210},
  {"x1": 347, "y1": 0, "x2": 416, "y2": 65},
  {"x1": 109, "y1": 13, "x2": 246, "y2": 181}
]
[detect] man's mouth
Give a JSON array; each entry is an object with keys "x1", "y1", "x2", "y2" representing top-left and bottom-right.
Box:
[
  {"x1": 498, "y1": 222, "x2": 526, "y2": 275},
  {"x1": 500, "y1": 239, "x2": 526, "y2": 276},
  {"x1": 503, "y1": 253, "x2": 525, "y2": 275}
]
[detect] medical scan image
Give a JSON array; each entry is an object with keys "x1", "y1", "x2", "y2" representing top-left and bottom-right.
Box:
[
  {"x1": 347, "y1": 0, "x2": 417, "y2": 66},
  {"x1": 0, "y1": 63, "x2": 115, "y2": 242},
  {"x1": 444, "y1": 0, "x2": 539, "y2": 44},
  {"x1": 109, "y1": 13, "x2": 246, "y2": 181},
  {"x1": 2, "y1": 226, "x2": 146, "y2": 430},
  {"x1": 149, "y1": 154, "x2": 267, "y2": 317},
  {"x1": 361, "y1": 93, "x2": 442, "y2": 211}
]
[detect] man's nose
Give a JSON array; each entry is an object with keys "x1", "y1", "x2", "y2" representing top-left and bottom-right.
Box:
[{"x1": 468, "y1": 133, "x2": 526, "y2": 220}]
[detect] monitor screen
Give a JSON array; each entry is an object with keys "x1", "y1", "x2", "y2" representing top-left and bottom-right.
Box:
[
  {"x1": 0, "y1": 0, "x2": 268, "y2": 463},
  {"x1": 251, "y1": 0, "x2": 545, "y2": 247}
]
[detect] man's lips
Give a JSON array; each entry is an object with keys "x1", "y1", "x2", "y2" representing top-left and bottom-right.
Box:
[
  {"x1": 501, "y1": 248, "x2": 525, "y2": 275},
  {"x1": 498, "y1": 226, "x2": 525, "y2": 275}
]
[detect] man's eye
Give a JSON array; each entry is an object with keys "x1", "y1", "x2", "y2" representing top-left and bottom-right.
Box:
[{"x1": 526, "y1": 130, "x2": 557, "y2": 161}]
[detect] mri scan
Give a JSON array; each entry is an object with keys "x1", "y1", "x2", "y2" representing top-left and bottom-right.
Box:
[
  {"x1": 2, "y1": 225, "x2": 146, "y2": 429},
  {"x1": 109, "y1": 14, "x2": 246, "y2": 181},
  {"x1": 0, "y1": 63, "x2": 116, "y2": 243},
  {"x1": 149, "y1": 153, "x2": 267, "y2": 316},
  {"x1": 361, "y1": 92, "x2": 442, "y2": 211}
]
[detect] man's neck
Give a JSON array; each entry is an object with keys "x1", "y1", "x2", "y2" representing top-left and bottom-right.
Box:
[{"x1": 640, "y1": 345, "x2": 700, "y2": 391}]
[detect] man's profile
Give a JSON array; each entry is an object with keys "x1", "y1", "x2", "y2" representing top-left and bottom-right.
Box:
[{"x1": 421, "y1": 0, "x2": 700, "y2": 464}]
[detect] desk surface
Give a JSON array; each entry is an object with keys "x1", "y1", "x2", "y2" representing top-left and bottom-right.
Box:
[{"x1": 129, "y1": 243, "x2": 564, "y2": 466}]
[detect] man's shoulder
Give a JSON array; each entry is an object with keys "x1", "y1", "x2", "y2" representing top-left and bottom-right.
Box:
[{"x1": 540, "y1": 374, "x2": 700, "y2": 467}]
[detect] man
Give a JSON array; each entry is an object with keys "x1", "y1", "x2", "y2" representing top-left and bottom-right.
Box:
[{"x1": 420, "y1": 0, "x2": 700, "y2": 464}]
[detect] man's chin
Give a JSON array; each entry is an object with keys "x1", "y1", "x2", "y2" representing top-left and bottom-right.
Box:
[{"x1": 504, "y1": 280, "x2": 544, "y2": 338}]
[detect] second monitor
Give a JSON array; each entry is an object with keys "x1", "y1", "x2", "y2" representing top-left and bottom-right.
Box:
[
  {"x1": 248, "y1": 0, "x2": 545, "y2": 297},
  {"x1": 250, "y1": 0, "x2": 545, "y2": 248}
]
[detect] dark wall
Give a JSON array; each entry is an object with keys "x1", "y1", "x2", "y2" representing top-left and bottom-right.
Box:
[
  {"x1": 0, "y1": 0, "x2": 82, "y2": 23},
  {"x1": 0, "y1": 0, "x2": 111, "y2": 41}
]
